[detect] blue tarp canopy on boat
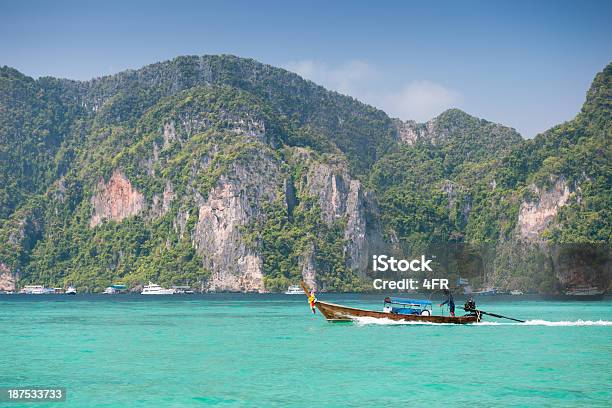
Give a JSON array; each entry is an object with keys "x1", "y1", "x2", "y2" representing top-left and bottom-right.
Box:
[{"x1": 387, "y1": 297, "x2": 432, "y2": 306}]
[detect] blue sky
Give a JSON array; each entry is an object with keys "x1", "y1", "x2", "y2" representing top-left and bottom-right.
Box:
[{"x1": 1, "y1": 0, "x2": 610, "y2": 137}]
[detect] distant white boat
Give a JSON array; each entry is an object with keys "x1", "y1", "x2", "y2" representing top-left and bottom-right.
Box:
[
  {"x1": 104, "y1": 284, "x2": 127, "y2": 294},
  {"x1": 285, "y1": 285, "x2": 302, "y2": 295},
  {"x1": 65, "y1": 286, "x2": 77, "y2": 295},
  {"x1": 510, "y1": 290, "x2": 524, "y2": 296},
  {"x1": 172, "y1": 286, "x2": 194, "y2": 294},
  {"x1": 19, "y1": 285, "x2": 49, "y2": 294},
  {"x1": 141, "y1": 282, "x2": 175, "y2": 295},
  {"x1": 564, "y1": 285, "x2": 605, "y2": 297},
  {"x1": 472, "y1": 287, "x2": 498, "y2": 296}
]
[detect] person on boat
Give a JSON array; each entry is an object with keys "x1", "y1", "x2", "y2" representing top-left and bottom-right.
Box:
[
  {"x1": 464, "y1": 297, "x2": 476, "y2": 312},
  {"x1": 439, "y1": 289, "x2": 455, "y2": 317}
]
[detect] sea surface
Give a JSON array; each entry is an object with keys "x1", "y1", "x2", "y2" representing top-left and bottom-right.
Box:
[{"x1": 1, "y1": 293, "x2": 611, "y2": 407}]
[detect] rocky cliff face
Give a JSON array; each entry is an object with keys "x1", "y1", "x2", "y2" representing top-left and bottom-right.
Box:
[
  {"x1": 90, "y1": 170, "x2": 145, "y2": 227},
  {"x1": 488, "y1": 177, "x2": 607, "y2": 294},
  {"x1": 551, "y1": 244, "x2": 611, "y2": 294},
  {"x1": 517, "y1": 179, "x2": 571, "y2": 241},
  {"x1": 395, "y1": 109, "x2": 520, "y2": 147},
  {"x1": 299, "y1": 243, "x2": 317, "y2": 289},
  {"x1": 0, "y1": 263, "x2": 16, "y2": 291},
  {"x1": 151, "y1": 181, "x2": 175, "y2": 218},
  {"x1": 188, "y1": 146, "x2": 386, "y2": 291},
  {"x1": 393, "y1": 109, "x2": 522, "y2": 167},
  {"x1": 193, "y1": 153, "x2": 283, "y2": 292},
  {"x1": 393, "y1": 118, "x2": 434, "y2": 145},
  {"x1": 300, "y1": 152, "x2": 384, "y2": 278},
  {"x1": 0, "y1": 204, "x2": 45, "y2": 276}
]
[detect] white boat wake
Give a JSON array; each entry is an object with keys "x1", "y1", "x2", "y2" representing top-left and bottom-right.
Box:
[
  {"x1": 353, "y1": 317, "x2": 452, "y2": 326},
  {"x1": 518, "y1": 319, "x2": 612, "y2": 326},
  {"x1": 353, "y1": 317, "x2": 612, "y2": 326}
]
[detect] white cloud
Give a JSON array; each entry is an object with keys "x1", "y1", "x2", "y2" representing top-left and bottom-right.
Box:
[
  {"x1": 382, "y1": 80, "x2": 460, "y2": 122},
  {"x1": 284, "y1": 59, "x2": 375, "y2": 96},
  {"x1": 283, "y1": 60, "x2": 460, "y2": 122}
]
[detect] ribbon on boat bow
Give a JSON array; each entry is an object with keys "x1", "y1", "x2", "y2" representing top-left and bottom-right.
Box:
[
  {"x1": 301, "y1": 281, "x2": 317, "y2": 314},
  {"x1": 308, "y1": 291, "x2": 316, "y2": 314}
]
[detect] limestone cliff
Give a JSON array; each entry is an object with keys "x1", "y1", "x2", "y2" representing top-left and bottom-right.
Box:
[
  {"x1": 193, "y1": 153, "x2": 283, "y2": 292},
  {"x1": 0, "y1": 263, "x2": 16, "y2": 291},
  {"x1": 299, "y1": 151, "x2": 384, "y2": 279},
  {"x1": 299, "y1": 243, "x2": 317, "y2": 289},
  {"x1": 393, "y1": 109, "x2": 522, "y2": 166},
  {"x1": 551, "y1": 244, "x2": 611, "y2": 295},
  {"x1": 517, "y1": 179, "x2": 571, "y2": 241},
  {"x1": 489, "y1": 178, "x2": 608, "y2": 294},
  {"x1": 393, "y1": 118, "x2": 434, "y2": 145},
  {"x1": 90, "y1": 170, "x2": 145, "y2": 227},
  {"x1": 151, "y1": 181, "x2": 175, "y2": 218}
]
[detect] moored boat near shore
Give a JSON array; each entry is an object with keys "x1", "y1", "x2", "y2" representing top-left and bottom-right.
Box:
[
  {"x1": 19, "y1": 285, "x2": 51, "y2": 294},
  {"x1": 472, "y1": 287, "x2": 499, "y2": 296},
  {"x1": 103, "y1": 284, "x2": 128, "y2": 294},
  {"x1": 546, "y1": 285, "x2": 606, "y2": 301},
  {"x1": 141, "y1": 282, "x2": 175, "y2": 295},
  {"x1": 172, "y1": 286, "x2": 195, "y2": 294},
  {"x1": 285, "y1": 285, "x2": 302, "y2": 295}
]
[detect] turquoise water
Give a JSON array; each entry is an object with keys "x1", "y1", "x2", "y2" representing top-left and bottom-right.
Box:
[{"x1": 1, "y1": 294, "x2": 611, "y2": 407}]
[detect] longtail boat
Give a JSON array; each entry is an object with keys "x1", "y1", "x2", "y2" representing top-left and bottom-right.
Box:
[{"x1": 300, "y1": 282, "x2": 481, "y2": 324}]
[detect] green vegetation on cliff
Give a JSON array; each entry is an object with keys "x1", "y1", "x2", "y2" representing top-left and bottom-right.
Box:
[{"x1": 0, "y1": 56, "x2": 609, "y2": 293}]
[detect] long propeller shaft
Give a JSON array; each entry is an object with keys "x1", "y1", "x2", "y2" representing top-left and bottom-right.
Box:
[{"x1": 460, "y1": 306, "x2": 525, "y2": 323}]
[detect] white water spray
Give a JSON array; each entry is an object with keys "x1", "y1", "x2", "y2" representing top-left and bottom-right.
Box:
[{"x1": 353, "y1": 317, "x2": 612, "y2": 327}]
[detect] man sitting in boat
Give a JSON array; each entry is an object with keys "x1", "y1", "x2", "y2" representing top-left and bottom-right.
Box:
[
  {"x1": 464, "y1": 297, "x2": 476, "y2": 313},
  {"x1": 439, "y1": 289, "x2": 455, "y2": 317}
]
